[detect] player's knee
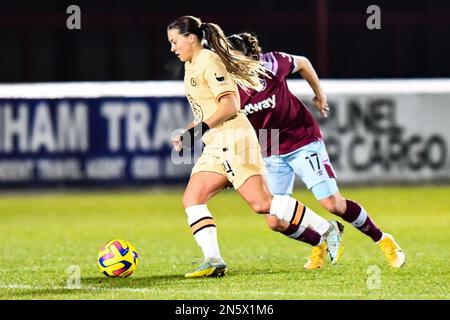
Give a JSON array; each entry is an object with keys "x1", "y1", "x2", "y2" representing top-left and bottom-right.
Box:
[
  {"x1": 250, "y1": 199, "x2": 272, "y2": 214},
  {"x1": 182, "y1": 192, "x2": 205, "y2": 208},
  {"x1": 266, "y1": 218, "x2": 285, "y2": 232},
  {"x1": 182, "y1": 194, "x2": 192, "y2": 209}
]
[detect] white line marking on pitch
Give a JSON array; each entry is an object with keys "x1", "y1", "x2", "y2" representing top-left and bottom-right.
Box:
[{"x1": 0, "y1": 284, "x2": 448, "y2": 298}]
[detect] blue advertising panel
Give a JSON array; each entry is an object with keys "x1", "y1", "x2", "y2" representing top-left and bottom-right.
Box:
[{"x1": 0, "y1": 97, "x2": 197, "y2": 187}]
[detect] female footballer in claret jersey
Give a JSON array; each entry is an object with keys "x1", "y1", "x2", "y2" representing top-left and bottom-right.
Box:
[
  {"x1": 167, "y1": 16, "x2": 344, "y2": 278},
  {"x1": 228, "y1": 32, "x2": 405, "y2": 268}
]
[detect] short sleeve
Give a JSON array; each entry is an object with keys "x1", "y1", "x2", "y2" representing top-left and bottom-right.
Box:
[
  {"x1": 204, "y1": 55, "x2": 236, "y2": 101},
  {"x1": 264, "y1": 51, "x2": 295, "y2": 80}
]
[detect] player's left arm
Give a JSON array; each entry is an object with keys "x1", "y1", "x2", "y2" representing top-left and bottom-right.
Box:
[{"x1": 292, "y1": 55, "x2": 329, "y2": 118}]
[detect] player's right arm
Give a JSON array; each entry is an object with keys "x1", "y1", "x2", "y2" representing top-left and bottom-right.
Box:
[
  {"x1": 172, "y1": 121, "x2": 195, "y2": 152},
  {"x1": 179, "y1": 52, "x2": 238, "y2": 149},
  {"x1": 203, "y1": 93, "x2": 238, "y2": 129},
  {"x1": 178, "y1": 94, "x2": 238, "y2": 150}
]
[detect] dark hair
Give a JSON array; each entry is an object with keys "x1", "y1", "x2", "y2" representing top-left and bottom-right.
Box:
[
  {"x1": 167, "y1": 15, "x2": 204, "y2": 42},
  {"x1": 228, "y1": 32, "x2": 262, "y2": 60},
  {"x1": 167, "y1": 16, "x2": 268, "y2": 90}
]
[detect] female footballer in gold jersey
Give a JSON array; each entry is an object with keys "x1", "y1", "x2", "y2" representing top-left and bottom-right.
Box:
[{"x1": 167, "y1": 15, "x2": 344, "y2": 278}]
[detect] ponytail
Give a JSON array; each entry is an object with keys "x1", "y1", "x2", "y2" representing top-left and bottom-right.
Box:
[{"x1": 202, "y1": 22, "x2": 268, "y2": 90}]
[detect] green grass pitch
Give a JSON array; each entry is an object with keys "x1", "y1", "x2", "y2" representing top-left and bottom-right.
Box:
[{"x1": 0, "y1": 186, "x2": 449, "y2": 300}]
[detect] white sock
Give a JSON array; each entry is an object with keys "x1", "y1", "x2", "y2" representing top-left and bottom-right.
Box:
[
  {"x1": 185, "y1": 204, "x2": 222, "y2": 261},
  {"x1": 270, "y1": 195, "x2": 330, "y2": 235},
  {"x1": 301, "y1": 207, "x2": 332, "y2": 236},
  {"x1": 269, "y1": 195, "x2": 297, "y2": 222}
]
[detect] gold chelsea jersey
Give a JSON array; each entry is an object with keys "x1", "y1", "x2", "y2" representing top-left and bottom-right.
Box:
[{"x1": 184, "y1": 49, "x2": 257, "y2": 149}]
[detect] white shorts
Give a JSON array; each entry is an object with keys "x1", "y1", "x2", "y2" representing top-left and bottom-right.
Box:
[{"x1": 263, "y1": 140, "x2": 338, "y2": 199}]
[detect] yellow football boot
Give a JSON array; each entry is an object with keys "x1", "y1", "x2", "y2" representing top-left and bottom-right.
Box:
[
  {"x1": 304, "y1": 242, "x2": 327, "y2": 269},
  {"x1": 378, "y1": 233, "x2": 406, "y2": 268},
  {"x1": 185, "y1": 259, "x2": 227, "y2": 278}
]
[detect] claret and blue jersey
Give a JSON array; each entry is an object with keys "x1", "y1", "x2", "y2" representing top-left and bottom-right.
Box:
[{"x1": 238, "y1": 51, "x2": 322, "y2": 156}]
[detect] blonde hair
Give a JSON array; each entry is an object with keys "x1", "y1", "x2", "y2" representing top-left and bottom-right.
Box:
[{"x1": 167, "y1": 15, "x2": 269, "y2": 90}]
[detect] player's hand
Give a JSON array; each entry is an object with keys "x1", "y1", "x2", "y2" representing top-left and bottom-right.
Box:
[
  {"x1": 172, "y1": 133, "x2": 184, "y2": 152},
  {"x1": 313, "y1": 96, "x2": 329, "y2": 118},
  {"x1": 181, "y1": 122, "x2": 210, "y2": 148}
]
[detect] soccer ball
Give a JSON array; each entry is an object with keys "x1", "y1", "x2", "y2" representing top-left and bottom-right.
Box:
[{"x1": 97, "y1": 239, "x2": 139, "y2": 278}]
